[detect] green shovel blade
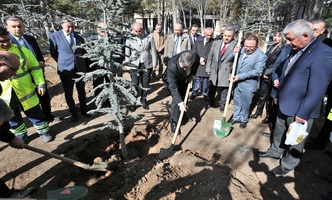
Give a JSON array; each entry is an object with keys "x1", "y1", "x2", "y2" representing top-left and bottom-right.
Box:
[
  {"x1": 47, "y1": 186, "x2": 88, "y2": 200},
  {"x1": 213, "y1": 117, "x2": 232, "y2": 138}
]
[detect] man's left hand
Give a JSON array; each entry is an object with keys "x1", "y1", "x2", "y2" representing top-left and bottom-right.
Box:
[
  {"x1": 152, "y1": 67, "x2": 156, "y2": 71},
  {"x1": 232, "y1": 75, "x2": 239, "y2": 82},
  {"x1": 295, "y1": 115, "x2": 306, "y2": 124},
  {"x1": 39, "y1": 61, "x2": 46, "y2": 68}
]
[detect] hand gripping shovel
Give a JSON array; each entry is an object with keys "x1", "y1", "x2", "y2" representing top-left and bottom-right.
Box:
[
  {"x1": 213, "y1": 31, "x2": 243, "y2": 138},
  {"x1": 24, "y1": 145, "x2": 109, "y2": 171},
  {"x1": 159, "y1": 81, "x2": 192, "y2": 159}
]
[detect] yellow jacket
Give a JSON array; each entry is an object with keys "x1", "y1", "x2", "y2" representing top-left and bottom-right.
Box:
[{"x1": 0, "y1": 44, "x2": 45, "y2": 111}]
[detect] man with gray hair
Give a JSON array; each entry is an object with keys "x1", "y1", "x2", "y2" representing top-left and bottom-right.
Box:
[
  {"x1": 163, "y1": 23, "x2": 191, "y2": 66},
  {"x1": 165, "y1": 50, "x2": 199, "y2": 133},
  {"x1": 49, "y1": 17, "x2": 90, "y2": 122},
  {"x1": 256, "y1": 19, "x2": 332, "y2": 177},
  {"x1": 125, "y1": 22, "x2": 157, "y2": 110}
]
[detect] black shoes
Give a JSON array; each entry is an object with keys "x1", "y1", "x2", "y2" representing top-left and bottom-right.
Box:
[
  {"x1": 271, "y1": 165, "x2": 293, "y2": 177},
  {"x1": 141, "y1": 100, "x2": 150, "y2": 110},
  {"x1": 205, "y1": 103, "x2": 214, "y2": 109},
  {"x1": 81, "y1": 111, "x2": 92, "y2": 118},
  {"x1": 46, "y1": 115, "x2": 63, "y2": 122},
  {"x1": 251, "y1": 112, "x2": 262, "y2": 119},
  {"x1": 305, "y1": 140, "x2": 326, "y2": 150},
  {"x1": 189, "y1": 95, "x2": 196, "y2": 100},
  {"x1": 170, "y1": 121, "x2": 181, "y2": 134},
  {"x1": 203, "y1": 96, "x2": 209, "y2": 101},
  {"x1": 314, "y1": 169, "x2": 332, "y2": 183},
  {"x1": 255, "y1": 151, "x2": 280, "y2": 160},
  {"x1": 220, "y1": 104, "x2": 225, "y2": 112},
  {"x1": 239, "y1": 122, "x2": 247, "y2": 129},
  {"x1": 6, "y1": 187, "x2": 37, "y2": 198},
  {"x1": 71, "y1": 112, "x2": 78, "y2": 122},
  {"x1": 229, "y1": 119, "x2": 241, "y2": 125}
]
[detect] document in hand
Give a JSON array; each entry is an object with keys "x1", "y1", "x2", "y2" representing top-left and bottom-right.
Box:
[{"x1": 285, "y1": 122, "x2": 308, "y2": 146}]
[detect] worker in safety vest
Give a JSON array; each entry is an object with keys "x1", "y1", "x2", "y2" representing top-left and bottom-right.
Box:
[{"x1": 0, "y1": 26, "x2": 52, "y2": 143}]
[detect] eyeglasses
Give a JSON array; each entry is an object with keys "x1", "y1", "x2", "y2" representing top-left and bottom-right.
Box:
[
  {"x1": 2, "y1": 62, "x2": 18, "y2": 72},
  {"x1": 244, "y1": 45, "x2": 256, "y2": 49}
]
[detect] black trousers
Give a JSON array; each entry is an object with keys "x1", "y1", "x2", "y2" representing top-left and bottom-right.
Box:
[
  {"x1": 208, "y1": 83, "x2": 228, "y2": 107},
  {"x1": 170, "y1": 81, "x2": 188, "y2": 123},
  {"x1": 59, "y1": 74, "x2": 87, "y2": 114},
  {"x1": 131, "y1": 64, "x2": 152, "y2": 102},
  {"x1": 0, "y1": 179, "x2": 10, "y2": 197}
]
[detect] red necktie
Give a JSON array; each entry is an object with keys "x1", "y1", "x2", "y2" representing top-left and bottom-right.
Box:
[{"x1": 219, "y1": 43, "x2": 227, "y2": 57}]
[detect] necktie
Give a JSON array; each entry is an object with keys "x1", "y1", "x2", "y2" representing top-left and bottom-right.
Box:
[
  {"x1": 285, "y1": 51, "x2": 303, "y2": 75},
  {"x1": 219, "y1": 43, "x2": 227, "y2": 57},
  {"x1": 18, "y1": 38, "x2": 26, "y2": 48},
  {"x1": 241, "y1": 54, "x2": 248, "y2": 66},
  {"x1": 173, "y1": 36, "x2": 179, "y2": 56},
  {"x1": 194, "y1": 36, "x2": 196, "y2": 43}
]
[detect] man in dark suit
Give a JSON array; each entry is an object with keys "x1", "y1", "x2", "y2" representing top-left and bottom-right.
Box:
[
  {"x1": 49, "y1": 18, "x2": 90, "y2": 122},
  {"x1": 0, "y1": 51, "x2": 37, "y2": 198},
  {"x1": 5, "y1": 16, "x2": 61, "y2": 122},
  {"x1": 256, "y1": 20, "x2": 332, "y2": 177},
  {"x1": 190, "y1": 27, "x2": 214, "y2": 100},
  {"x1": 166, "y1": 50, "x2": 199, "y2": 133},
  {"x1": 188, "y1": 24, "x2": 202, "y2": 48},
  {"x1": 229, "y1": 34, "x2": 267, "y2": 129},
  {"x1": 206, "y1": 26, "x2": 237, "y2": 112}
]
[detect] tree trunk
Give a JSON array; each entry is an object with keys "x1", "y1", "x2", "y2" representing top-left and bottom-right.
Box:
[
  {"x1": 310, "y1": 0, "x2": 324, "y2": 20},
  {"x1": 119, "y1": 126, "x2": 129, "y2": 160},
  {"x1": 172, "y1": 0, "x2": 177, "y2": 24}
]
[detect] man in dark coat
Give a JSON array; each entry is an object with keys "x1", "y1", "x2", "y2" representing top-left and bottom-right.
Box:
[
  {"x1": 190, "y1": 27, "x2": 214, "y2": 100},
  {"x1": 6, "y1": 16, "x2": 61, "y2": 122},
  {"x1": 166, "y1": 50, "x2": 199, "y2": 133}
]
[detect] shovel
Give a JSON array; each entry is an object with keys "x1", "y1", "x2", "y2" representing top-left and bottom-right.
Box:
[
  {"x1": 24, "y1": 144, "x2": 109, "y2": 171},
  {"x1": 159, "y1": 81, "x2": 192, "y2": 160},
  {"x1": 213, "y1": 31, "x2": 243, "y2": 138}
]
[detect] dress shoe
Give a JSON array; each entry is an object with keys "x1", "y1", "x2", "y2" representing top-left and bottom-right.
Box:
[
  {"x1": 261, "y1": 117, "x2": 269, "y2": 124},
  {"x1": 141, "y1": 101, "x2": 150, "y2": 110},
  {"x1": 46, "y1": 115, "x2": 63, "y2": 122},
  {"x1": 229, "y1": 119, "x2": 241, "y2": 125},
  {"x1": 239, "y1": 122, "x2": 247, "y2": 129},
  {"x1": 304, "y1": 140, "x2": 325, "y2": 150},
  {"x1": 321, "y1": 191, "x2": 332, "y2": 200},
  {"x1": 129, "y1": 106, "x2": 136, "y2": 112},
  {"x1": 220, "y1": 104, "x2": 225, "y2": 112},
  {"x1": 189, "y1": 95, "x2": 196, "y2": 100},
  {"x1": 81, "y1": 111, "x2": 92, "y2": 118},
  {"x1": 71, "y1": 112, "x2": 78, "y2": 122},
  {"x1": 205, "y1": 103, "x2": 214, "y2": 109},
  {"x1": 7, "y1": 187, "x2": 37, "y2": 198},
  {"x1": 255, "y1": 151, "x2": 279, "y2": 159},
  {"x1": 41, "y1": 133, "x2": 53, "y2": 143},
  {"x1": 272, "y1": 165, "x2": 293, "y2": 177},
  {"x1": 203, "y1": 96, "x2": 209, "y2": 101},
  {"x1": 170, "y1": 121, "x2": 181, "y2": 134},
  {"x1": 262, "y1": 132, "x2": 271, "y2": 138},
  {"x1": 251, "y1": 112, "x2": 262, "y2": 119},
  {"x1": 314, "y1": 169, "x2": 332, "y2": 183}
]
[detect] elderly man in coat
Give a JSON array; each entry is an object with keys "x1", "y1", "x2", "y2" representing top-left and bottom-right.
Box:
[{"x1": 190, "y1": 27, "x2": 214, "y2": 101}]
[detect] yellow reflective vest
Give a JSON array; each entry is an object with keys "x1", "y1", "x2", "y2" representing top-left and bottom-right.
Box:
[
  {"x1": 328, "y1": 108, "x2": 332, "y2": 121},
  {"x1": 0, "y1": 44, "x2": 45, "y2": 111}
]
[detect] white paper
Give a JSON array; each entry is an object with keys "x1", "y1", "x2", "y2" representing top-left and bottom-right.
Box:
[{"x1": 285, "y1": 122, "x2": 308, "y2": 146}]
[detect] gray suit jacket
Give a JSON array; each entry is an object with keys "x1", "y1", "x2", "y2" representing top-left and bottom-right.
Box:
[
  {"x1": 125, "y1": 34, "x2": 157, "y2": 68},
  {"x1": 163, "y1": 34, "x2": 191, "y2": 65},
  {"x1": 206, "y1": 39, "x2": 237, "y2": 87},
  {"x1": 228, "y1": 48, "x2": 267, "y2": 92}
]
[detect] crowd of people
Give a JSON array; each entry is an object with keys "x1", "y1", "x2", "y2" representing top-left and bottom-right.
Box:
[{"x1": 0, "y1": 16, "x2": 332, "y2": 199}]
